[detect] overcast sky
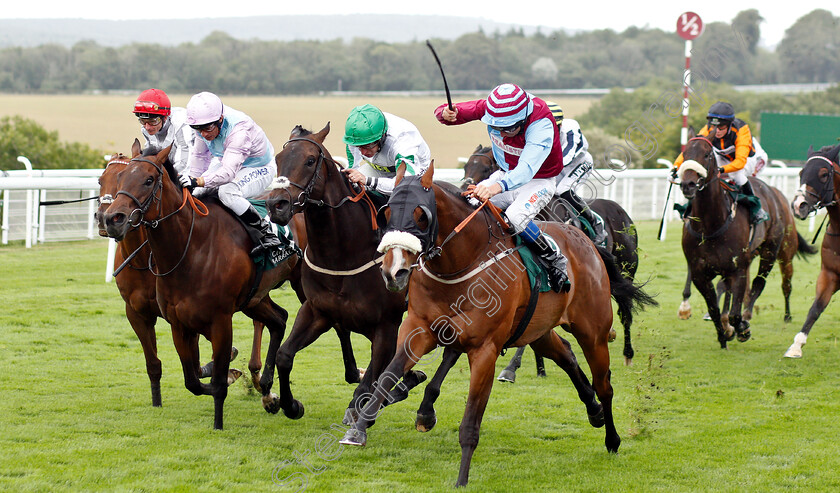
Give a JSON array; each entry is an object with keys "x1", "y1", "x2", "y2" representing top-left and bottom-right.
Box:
[{"x1": 2, "y1": 1, "x2": 835, "y2": 47}]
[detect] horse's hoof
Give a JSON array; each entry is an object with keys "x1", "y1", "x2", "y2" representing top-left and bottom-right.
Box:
[
  {"x1": 703, "y1": 312, "x2": 712, "y2": 321},
  {"x1": 345, "y1": 369, "x2": 361, "y2": 384},
  {"x1": 497, "y1": 370, "x2": 516, "y2": 383},
  {"x1": 283, "y1": 399, "x2": 305, "y2": 420},
  {"x1": 537, "y1": 368, "x2": 547, "y2": 377},
  {"x1": 623, "y1": 356, "x2": 633, "y2": 366},
  {"x1": 723, "y1": 326, "x2": 736, "y2": 342},
  {"x1": 606, "y1": 435, "x2": 621, "y2": 453},
  {"x1": 251, "y1": 371, "x2": 263, "y2": 393},
  {"x1": 338, "y1": 428, "x2": 367, "y2": 447},
  {"x1": 230, "y1": 346, "x2": 239, "y2": 362},
  {"x1": 736, "y1": 321, "x2": 751, "y2": 342},
  {"x1": 783, "y1": 346, "x2": 803, "y2": 358},
  {"x1": 678, "y1": 301, "x2": 691, "y2": 320},
  {"x1": 588, "y1": 405, "x2": 605, "y2": 428},
  {"x1": 342, "y1": 407, "x2": 357, "y2": 426},
  {"x1": 784, "y1": 315, "x2": 793, "y2": 323},
  {"x1": 227, "y1": 368, "x2": 242, "y2": 386},
  {"x1": 261, "y1": 393, "x2": 281, "y2": 414},
  {"x1": 607, "y1": 328, "x2": 617, "y2": 342},
  {"x1": 415, "y1": 412, "x2": 437, "y2": 432}
]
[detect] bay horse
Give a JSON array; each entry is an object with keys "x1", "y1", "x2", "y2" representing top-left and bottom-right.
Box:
[
  {"x1": 786, "y1": 143, "x2": 840, "y2": 358},
  {"x1": 95, "y1": 146, "x2": 361, "y2": 406},
  {"x1": 678, "y1": 132, "x2": 815, "y2": 348},
  {"x1": 339, "y1": 161, "x2": 657, "y2": 487},
  {"x1": 464, "y1": 145, "x2": 641, "y2": 371},
  {"x1": 102, "y1": 143, "x2": 297, "y2": 429},
  {"x1": 260, "y1": 123, "x2": 425, "y2": 423}
]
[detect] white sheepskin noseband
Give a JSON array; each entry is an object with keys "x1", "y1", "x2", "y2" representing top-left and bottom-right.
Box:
[
  {"x1": 677, "y1": 160, "x2": 708, "y2": 180},
  {"x1": 377, "y1": 231, "x2": 422, "y2": 254}
]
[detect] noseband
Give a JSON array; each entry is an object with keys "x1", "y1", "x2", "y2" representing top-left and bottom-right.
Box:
[
  {"x1": 116, "y1": 157, "x2": 166, "y2": 228},
  {"x1": 800, "y1": 155, "x2": 840, "y2": 210},
  {"x1": 684, "y1": 136, "x2": 718, "y2": 191},
  {"x1": 280, "y1": 137, "x2": 342, "y2": 208}
]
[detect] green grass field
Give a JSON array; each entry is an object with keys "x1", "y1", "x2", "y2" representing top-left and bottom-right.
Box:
[
  {"x1": 1, "y1": 220, "x2": 839, "y2": 492},
  {"x1": 0, "y1": 94, "x2": 596, "y2": 171}
]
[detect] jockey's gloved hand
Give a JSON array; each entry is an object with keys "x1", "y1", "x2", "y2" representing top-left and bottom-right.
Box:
[
  {"x1": 668, "y1": 167, "x2": 678, "y2": 184},
  {"x1": 178, "y1": 173, "x2": 198, "y2": 191},
  {"x1": 718, "y1": 167, "x2": 726, "y2": 175}
]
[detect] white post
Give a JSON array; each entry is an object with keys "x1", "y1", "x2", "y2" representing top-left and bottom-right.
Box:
[
  {"x1": 38, "y1": 189, "x2": 47, "y2": 243},
  {"x1": 18, "y1": 157, "x2": 33, "y2": 248},
  {"x1": 105, "y1": 238, "x2": 117, "y2": 282},
  {"x1": 1, "y1": 189, "x2": 8, "y2": 245}
]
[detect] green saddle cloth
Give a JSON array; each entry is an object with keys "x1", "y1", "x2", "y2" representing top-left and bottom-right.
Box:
[
  {"x1": 247, "y1": 198, "x2": 299, "y2": 272},
  {"x1": 513, "y1": 236, "x2": 552, "y2": 293}
]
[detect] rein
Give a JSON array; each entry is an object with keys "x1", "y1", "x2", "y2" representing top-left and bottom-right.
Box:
[
  {"x1": 803, "y1": 155, "x2": 840, "y2": 242},
  {"x1": 281, "y1": 137, "x2": 379, "y2": 230}
]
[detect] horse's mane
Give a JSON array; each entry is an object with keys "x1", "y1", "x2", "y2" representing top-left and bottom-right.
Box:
[{"x1": 808, "y1": 143, "x2": 840, "y2": 163}]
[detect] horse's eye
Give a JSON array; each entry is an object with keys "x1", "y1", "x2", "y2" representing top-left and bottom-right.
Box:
[
  {"x1": 415, "y1": 207, "x2": 429, "y2": 230},
  {"x1": 145, "y1": 177, "x2": 154, "y2": 186},
  {"x1": 305, "y1": 156, "x2": 317, "y2": 167}
]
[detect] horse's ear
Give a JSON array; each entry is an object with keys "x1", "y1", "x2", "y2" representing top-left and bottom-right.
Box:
[
  {"x1": 394, "y1": 162, "x2": 407, "y2": 187},
  {"x1": 474, "y1": 144, "x2": 482, "y2": 153},
  {"x1": 155, "y1": 144, "x2": 172, "y2": 163},
  {"x1": 421, "y1": 160, "x2": 435, "y2": 189},
  {"x1": 290, "y1": 125, "x2": 304, "y2": 139},
  {"x1": 687, "y1": 126, "x2": 696, "y2": 140},
  {"x1": 131, "y1": 139, "x2": 142, "y2": 158},
  {"x1": 807, "y1": 144, "x2": 814, "y2": 157},
  {"x1": 313, "y1": 122, "x2": 330, "y2": 143}
]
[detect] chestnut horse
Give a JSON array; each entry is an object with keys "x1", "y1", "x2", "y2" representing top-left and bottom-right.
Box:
[
  {"x1": 102, "y1": 143, "x2": 296, "y2": 429},
  {"x1": 95, "y1": 146, "x2": 360, "y2": 406},
  {"x1": 261, "y1": 123, "x2": 425, "y2": 424},
  {"x1": 464, "y1": 145, "x2": 641, "y2": 370},
  {"x1": 787, "y1": 143, "x2": 840, "y2": 358},
  {"x1": 340, "y1": 161, "x2": 656, "y2": 487},
  {"x1": 678, "y1": 134, "x2": 815, "y2": 349}
]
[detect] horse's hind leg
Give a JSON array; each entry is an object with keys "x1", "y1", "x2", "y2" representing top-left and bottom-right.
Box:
[
  {"x1": 243, "y1": 296, "x2": 289, "y2": 413},
  {"x1": 335, "y1": 325, "x2": 360, "y2": 384},
  {"x1": 207, "y1": 318, "x2": 234, "y2": 430},
  {"x1": 785, "y1": 269, "x2": 840, "y2": 358},
  {"x1": 617, "y1": 296, "x2": 634, "y2": 365},
  {"x1": 694, "y1": 274, "x2": 732, "y2": 348},
  {"x1": 497, "y1": 346, "x2": 526, "y2": 383},
  {"x1": 572, "y1": 325, "x2": 620, "y2": 453},
  {"x1": 530, "y1": 331, "x2": 603, "y2": 427},
  {"x1": 678, "y1": 269, "x2": 692, "y2": 319},
  {"x1": 415, "y1": 346, "x2": 461, "y2": 432},
  {"x1": 248, "y1": 321, "x2": 264, "y2": 392},
  {"x1": 125, "y1": 306, "x2": 162, "y2": 407}
]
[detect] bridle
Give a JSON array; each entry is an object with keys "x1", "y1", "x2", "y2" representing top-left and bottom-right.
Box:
[
  {"x1": 113, "y1": 156, "x2": 208, "y2": 276},
  {"x1": 684, "y1": 136, "x2": 720, "y2": 192},
  {"x1": 462, "y1": 151, "x2": 496, "y2": 187},
  {"x1": 799, "y1": 155, "x2": 840, "y2": 210}
]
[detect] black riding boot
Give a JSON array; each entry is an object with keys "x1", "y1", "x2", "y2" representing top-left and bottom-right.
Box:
[
  {"x1": 523, "y1": 228, "x2": 569, "y2": 293},
  {"x1": 561, "y1": 190, "x2": 607, "y2": 246},
  {"x1": 239, "y1": 205, "x2": 284, "y2": 257},
  {"x1": 739, "y1": 181, "x2": 769, "y2": 224}
]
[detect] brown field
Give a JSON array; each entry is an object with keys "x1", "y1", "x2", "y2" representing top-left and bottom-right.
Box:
[{"x1": 0, "y1": 93, "x2": 596, "y2": 169}]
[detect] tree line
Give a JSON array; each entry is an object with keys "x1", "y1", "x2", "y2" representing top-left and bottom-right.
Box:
[{"x1": 0, "y1": 9, "x2": 838, "y2": 94}]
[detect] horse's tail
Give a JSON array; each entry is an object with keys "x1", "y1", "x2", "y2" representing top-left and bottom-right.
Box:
[
  {"x1": 795, "y1": 231, "x2": 819, "y2": 259},
  {"x1": 597, "y1": 246, "x2": 658, "y2": 317}
]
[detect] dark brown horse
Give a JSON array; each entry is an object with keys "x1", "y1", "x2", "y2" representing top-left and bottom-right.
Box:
[
  {"x1": 678, "y1": 133, "x2": 815, "y2": 348},
  {"x1": 464, "y1": 145, "x2": 641, "y2": 369},
  {"x1": 95, "y1": 146, "x2": 361, "y2": 407},
  {"x1": 786, "y1": 143, "x2": 840, "y2": 357},
  {"x1": 102, "y1": 143, "x2": 296, "y2": 429},
  {"x1": 340, "y1": 161, "x2": 656, "y2": 487},
  {"x1": 261, "y1": 123, "x2": 425, "y2": 424}
]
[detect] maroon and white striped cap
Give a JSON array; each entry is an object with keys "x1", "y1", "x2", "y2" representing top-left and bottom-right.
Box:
[{"x1": 481, "y1": 84, "x2": 532, "y2": 127}]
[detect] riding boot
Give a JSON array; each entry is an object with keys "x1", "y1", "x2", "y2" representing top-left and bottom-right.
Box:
[
  {"x1": 519, "y1": 221, "x2": 569, "y2": 293},
  {"x1": 238, "y1": 205, "x2": 285, "y2": 257},
  {"x1": 739, "y1": 181, "x2": 769, "y2": 224},
  {"x1": 561, "y1": 191, "x2": 607, "y2": 246}
]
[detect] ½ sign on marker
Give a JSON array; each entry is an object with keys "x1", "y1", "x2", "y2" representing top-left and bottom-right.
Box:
[{"x1": 676, "y1": 12, "x2": 704, "y2": 40}]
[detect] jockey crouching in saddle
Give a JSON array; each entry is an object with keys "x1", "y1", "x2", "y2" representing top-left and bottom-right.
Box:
[
  {"x1": 179, "y1": 91, "x2": 286, "y2": 259},
  {"x1": 671, "y1": 101, "x2": 770, "y2": 224},
  {"x1": 553, "y1": 112, "x2": 608, "y2": 246},
  {"x1": 341, "y1": 104, "x2": 432, "y2": 204},
  {"x1": 133, "y1": 88, "x2": 193, "y2": 174},
  {"x1": 436, "y1": 83, "x2": 570, "y2": 293}
]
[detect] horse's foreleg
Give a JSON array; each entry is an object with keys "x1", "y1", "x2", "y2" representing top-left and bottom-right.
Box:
[
  {"x1": 345, "y1": 322, "x2": 399, "y2": 425},
  {"x1": 497, "y1": 346, "x2": 526, "y2": 383},
  {"x1": 171, "y1": 327, "x2": 213, "y2": 397},
  {"x1": 694, "y1": 275, "x2": 730, "y2": 348},
  {"x1": 274, "y1": 303, "x2": 331, "y2": 419},
  {"x1": 125, "y1": 306, "x2": 162, "y2": 407},
  {"x1": 678, "y1": 269, "x2": 692, "y2": 319},
  {"x1": 336, "y1": 325, "x2": 360, "y2": 384},
  {"x1": 455, "y1": 345, "x2": 500, "y2": 487},
  {"x1": 341, "y1": 325, "x2": 438, "y2": 444},
  {"x1": 571, "y1": 322, "x2": 620, "y2": 454},
  {"x1": 777, "y1": 258, "x2": 794, "y2": 323},
  {"x1": 413, "y1": 347, "x2": 461, "y2": 432},
  {"x1": 530, "y1": 331, "x2": 602, "y2": 426},
  {"x1": 785, "y1": 269, "x2": 840, "y2": 358},
  {"x1": 243, "y1": 296, "x2": 288, "y2": 410},
  {"x1": 727, "y1": 270, "x2": 751, "y2": 343},
  {"x1": 207, "y1": 319, "x2": 234, "y2": 430}
]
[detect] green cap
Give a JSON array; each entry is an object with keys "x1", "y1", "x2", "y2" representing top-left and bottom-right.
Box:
[{"x1": 343, "y1": 104, "x2": 387, "y2": 146}]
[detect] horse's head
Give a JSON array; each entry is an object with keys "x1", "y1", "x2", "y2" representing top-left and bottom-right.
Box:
[
  {"x1": 264, "y1": 123, "x2": 336, "y2": 225},
  {"x1": 792, "y1": 143, "x2": 840, "y2": 219},
  {"x1": 95, "y1": 141, "x2": 141, "y2": 237},
  {"x1": 102, "y1": 142, "x2": 176, "y2": 241},
  {"x1": 461, "y1": 145, "x2": 497, "y2": 191},
  {"x1": 376, "y1": 161, "x2": 437, "y2": 291},
  {"x1": 678, "y1": 134, "x2": 717, "y2": 200}
]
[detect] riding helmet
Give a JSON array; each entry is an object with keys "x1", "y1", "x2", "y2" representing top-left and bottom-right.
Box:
[{"x1": 343, "y1": 104, "x2": 388, "y2": 146}]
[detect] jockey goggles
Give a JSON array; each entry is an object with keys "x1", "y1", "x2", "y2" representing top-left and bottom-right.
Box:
[
  {"x1": 137, "y1": 115, "x2": 162, "y2": 126},
  {"x1": 490, "y1": 119, "x2": 525, "y2": 133},
  {"x1": 189, "y1": 120, "x2": 219, "y2": 132}
]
